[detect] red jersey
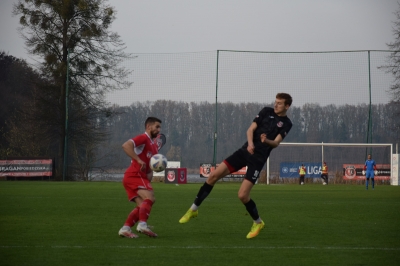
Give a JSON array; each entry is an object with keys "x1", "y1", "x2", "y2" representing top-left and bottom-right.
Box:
[{"x1": 125, "y1": 132, "x2": 159, "y2": 177}]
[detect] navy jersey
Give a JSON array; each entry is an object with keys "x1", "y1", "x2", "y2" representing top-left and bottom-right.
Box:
[{"x1": 241, "y1": 107, "x2": 292, "y2": 162}]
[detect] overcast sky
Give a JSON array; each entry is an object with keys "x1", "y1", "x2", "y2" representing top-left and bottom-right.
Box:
[
  {"x1": 112, "y1": 0, "x2": 398, "y2": 52},
  {"x1": 1, "y1": 0, "x2": 397, "y2": 57},
  {"x1": 0, "y1": 0, "x2": 398, "y2": 106}
]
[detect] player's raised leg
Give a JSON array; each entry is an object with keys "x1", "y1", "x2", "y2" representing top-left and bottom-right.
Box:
[
  {"x1": 179, "y1": 206, "x2": 199, "y2": 224},
  {"x1": 179, "y1": 162, "x2": 230, "y2": 223}
]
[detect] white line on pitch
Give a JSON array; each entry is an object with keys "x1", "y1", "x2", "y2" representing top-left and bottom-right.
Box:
[{"x1": 1, "y1": 246, "x2": 399, "y2": 251}]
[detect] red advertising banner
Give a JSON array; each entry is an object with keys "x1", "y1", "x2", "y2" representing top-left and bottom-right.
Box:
[
  {"x1": 0, "y1": 159, "x2": 53, "y2": 177},
  {"x1": 342, "y1": 164, "x2": 391, "y2": 180},
  {"x1": 199, "y1": 163, "x2": 247, "y2": 178},
  {"x1": 165, "y1": 168, "x2": 187, "y2": 184},
  {"x1": 199, "y1": 163, "x2": 215, "y2": 178}
]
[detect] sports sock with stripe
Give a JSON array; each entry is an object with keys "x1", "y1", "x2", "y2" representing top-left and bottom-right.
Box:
[
  {"x1": 139, "y1": 199, "x2": 154, "y2": 223},
  {"x1": 124, "y1": 206, "x2": 140, "y2": 227}
]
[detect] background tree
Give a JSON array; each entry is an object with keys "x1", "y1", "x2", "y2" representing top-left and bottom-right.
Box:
[
  {"x1": 384, "y1": 3, "x2": 400, "y2": 102},
  {"x1": 0, "y1": 51, "x2": 50, "y2": 158},
  {"x1": 13, "y1": 0, "x2": 131, "y2": 179},
  {"x1": 380, "y1": 2, "x2": 400, "y2": 139},
  {"x1": 100, "y1": 100, "x2": 396, "y2": 173}
]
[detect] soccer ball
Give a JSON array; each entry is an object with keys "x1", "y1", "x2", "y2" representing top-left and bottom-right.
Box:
[{"x1": 149, "y1": 154, "x2": 168, "y2": 172}]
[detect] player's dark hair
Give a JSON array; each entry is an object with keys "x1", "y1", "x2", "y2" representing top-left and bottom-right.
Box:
[
  {"x1": 145, "y1": 117, "x2": 162, "y2": 127},
  {"x1": 276, "y1": 93, "x2": 293, "y2": 106}
]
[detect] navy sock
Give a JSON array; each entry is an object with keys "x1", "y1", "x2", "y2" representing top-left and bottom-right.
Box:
[
  {"x1": 366, "y1": 179, "x2": 369, "y2": 188},
  {"x1": 372, "y1": 179, "x2": 375, "y2": 188},
  {"x1": 244, "y1": 199, "x2": 260, "y2": 221},
  {"x1": 194, "y1": 182, "x2": 214, "y2": 206}
]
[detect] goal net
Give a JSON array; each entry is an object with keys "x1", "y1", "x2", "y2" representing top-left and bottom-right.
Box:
[{"x1": 262, "y1": 142, "x2": 393, "y2": 185}]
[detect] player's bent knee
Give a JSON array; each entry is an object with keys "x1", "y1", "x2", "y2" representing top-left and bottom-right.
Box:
[
  {"x1": 138, "y1": 190, "x2": 155, "y2": 202},
  {"x1": 206, "y1": 175, "x2": 219, "y2": 185},
  {"x1": 237, "y1": 193, "x2": 250, "y2": 203},
  {"x1": 146, "y1": 196, "x2": 155, "y2": 202},
  {"x1": 207, "y1": 171, "x2": 224, "y2": 185}
]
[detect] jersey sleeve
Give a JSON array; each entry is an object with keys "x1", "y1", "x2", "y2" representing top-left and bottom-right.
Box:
[
  {"x1": 279, "y1": 119, "x2": 292, "y2": 140},
  {"x1": 253, "y1": 107, "x2": 269, "y2": 126},
  {"x1": 132, "y1": 134, "x2": 146, "y2": 148}
]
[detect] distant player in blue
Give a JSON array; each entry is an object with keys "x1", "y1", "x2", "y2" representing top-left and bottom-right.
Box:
[{"x1": 363, "y1": 154, "x2": 377, "y2": 190}]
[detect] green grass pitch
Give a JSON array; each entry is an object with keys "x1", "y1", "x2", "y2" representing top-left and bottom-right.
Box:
[{"x1": 0, "y1": 181, "x2": 400, "y2": 266}]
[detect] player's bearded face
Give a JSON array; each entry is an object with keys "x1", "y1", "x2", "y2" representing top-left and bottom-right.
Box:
[{"x1": 150, "y1": 122, "x2": 161, "y2": 138}]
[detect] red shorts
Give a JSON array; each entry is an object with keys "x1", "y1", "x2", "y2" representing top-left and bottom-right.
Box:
[{"x1": 122, "y1": 173, "x2": 153, "y2": 201}]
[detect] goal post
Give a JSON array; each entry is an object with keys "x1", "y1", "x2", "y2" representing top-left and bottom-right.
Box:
[{"x1": 265, "y1": 142, "x2": 395, "y2": 185}]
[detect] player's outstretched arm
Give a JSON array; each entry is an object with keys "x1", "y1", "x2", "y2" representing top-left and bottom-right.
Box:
[{"x1": 261, "y1": 133, "x2": 283, "y2": 148}]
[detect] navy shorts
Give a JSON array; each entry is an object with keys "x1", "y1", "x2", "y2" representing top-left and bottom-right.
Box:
[{"x1": 224, "y1": 148, "x2": 266, "y2": 184}]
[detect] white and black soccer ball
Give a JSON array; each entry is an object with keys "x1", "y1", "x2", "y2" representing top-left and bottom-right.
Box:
[{"x1": 149, "y1": 154, "x2": 168, "y2": 172}]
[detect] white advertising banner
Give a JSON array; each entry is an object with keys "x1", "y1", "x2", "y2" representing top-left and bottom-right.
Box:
[
  {"x1": 392, "y1": 154, "x2": 399, "y2": 186},
  {"x1": 153, "y1": 161, "x2": 180, "y2": 177}
]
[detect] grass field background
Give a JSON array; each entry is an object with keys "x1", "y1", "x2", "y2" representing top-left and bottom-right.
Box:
[{"x1": 1, "y1": 181, "x2": 399, "y2": 266}]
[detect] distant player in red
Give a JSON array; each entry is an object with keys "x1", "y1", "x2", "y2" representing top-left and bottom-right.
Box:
[{"x1": 118, "y1": 117, "x2": 161, "y2": 238}]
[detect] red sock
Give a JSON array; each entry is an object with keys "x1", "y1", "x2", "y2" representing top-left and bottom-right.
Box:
[
  {"x1": 139, "y1": 199, "x2": 154, "y2": 223},
  {"x1": 124, "y1": 206, "x2": 140, "y2": 227}
]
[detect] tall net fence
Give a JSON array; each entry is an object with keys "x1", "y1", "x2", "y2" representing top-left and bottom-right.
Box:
[
  {"x1": 83, "y1": 50, "x2": 398, "y2": 179},
  {"x1": 217, "y1": 50, "x2": 391, "y2": 105},
  {"x1": 108, "y1": 50, "x2": 392, "y2": 106}
]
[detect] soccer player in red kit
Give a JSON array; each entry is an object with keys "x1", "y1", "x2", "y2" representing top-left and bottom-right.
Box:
[{"x1": 118, "y1": 117, "x2": 161, "y2": 238}]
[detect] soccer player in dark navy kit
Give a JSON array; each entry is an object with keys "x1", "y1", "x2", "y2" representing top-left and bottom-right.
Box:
[
  {"x1": 364, "y1": 154, "x2": 377, "y2": 190},
  {"x1": 179, "y1": 93, "x2": 293, "y2": 239}
]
